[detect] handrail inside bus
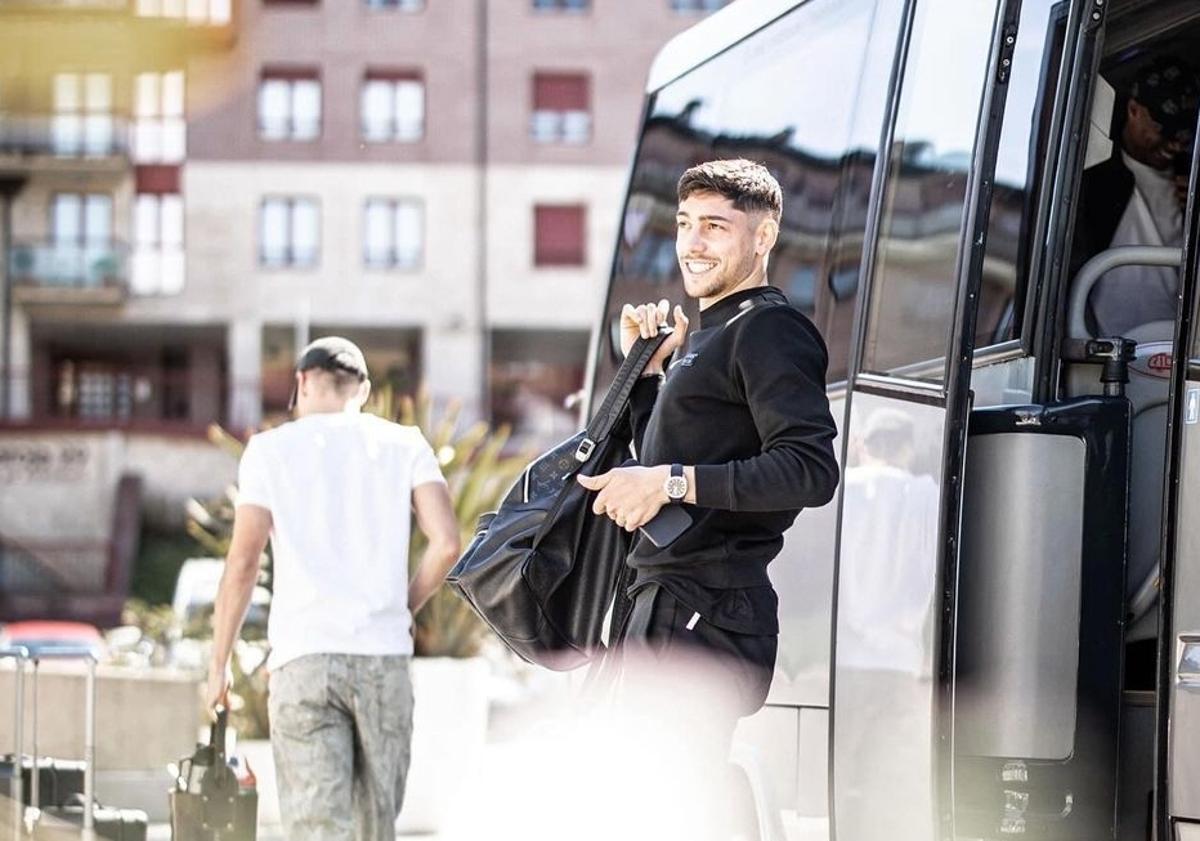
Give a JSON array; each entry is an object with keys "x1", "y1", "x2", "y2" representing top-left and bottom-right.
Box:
[{"x1": 1067, "y1": 245, "x2": 1182, "y2": 339}]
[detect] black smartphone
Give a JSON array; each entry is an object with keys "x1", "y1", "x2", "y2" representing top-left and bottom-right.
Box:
[{"x1": 640, "y1": 505, "x2": 693, "y2": 548}]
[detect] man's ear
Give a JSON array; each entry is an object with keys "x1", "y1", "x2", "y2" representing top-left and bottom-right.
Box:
[
  {"x1": 356, "y1": 379, "x2": 371, "y2": 406},
  {"x1": 756, "y1": 215, "x2": 780, "y2": 256}
]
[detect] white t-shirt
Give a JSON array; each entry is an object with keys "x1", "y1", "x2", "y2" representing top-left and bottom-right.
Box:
[
  {"x1": 1090, "y1": 151, "x2": 1182, "y2": 336},
  {"x1": 236, "y1": 412, "x2": 446, "y2": 669}
]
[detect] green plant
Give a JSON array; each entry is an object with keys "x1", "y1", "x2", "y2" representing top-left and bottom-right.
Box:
[{"x1": 368, "y1": 387, "x2": 530, "y2": 657}]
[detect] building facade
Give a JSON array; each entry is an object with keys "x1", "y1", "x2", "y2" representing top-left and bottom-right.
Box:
[{"x1": 1, "y1": 0, "x2": 727, "y2": 445}]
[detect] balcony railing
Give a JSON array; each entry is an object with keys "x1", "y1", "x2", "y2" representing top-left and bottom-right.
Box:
[
  {"x1": 9, "y1": 241, "x2": 129, "y2": 294},
  {"x1": 0, "y1": 114, "x2": 129, "y2": 159}
]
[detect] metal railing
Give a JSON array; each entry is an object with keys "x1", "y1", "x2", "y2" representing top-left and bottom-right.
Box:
[
  {"x1": 0, "y1": 114, "x2": 129, "y2": 159},
  {"x1": 8, "y1": 240, "x2": 129, "y2": 291}
]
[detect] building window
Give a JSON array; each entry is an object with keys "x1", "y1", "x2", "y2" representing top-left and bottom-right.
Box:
[
  {"x1": 534, "y1": 204, "x2": 586, "y2": 267},
  {"x1": 260, "y1": 197, "x2": 320, "y2": 268},
  {"x1": 52, "y1": 73, "x2": 114, "y2": 156},
  {"x1": 669, "y1": 0, "x2": 729, "y2": 11},
  {"x1": 361, "y1": 71, "x2": 424, "y2": 142},
  {"x1": 132, "y1": 193, "x2": 185, "y2": 295},
  {"x1": 257, "y1": 68, "x2": 321, "y2": 141},
  {"x1": 136, "y1": 0, "x2": 232, "y2": 24},
  {"x1": 133, "y1": 71, "x2": 186, "y2": 163},
  {"x1": 52, "y1": 193, "x2": 112, "y2": 247},
  {"x1": 531, "y1": 72, "x2": 590, "y2": 144},
  {"x1": 363, "y1": 199, "x2": 423, "y2": 269},
  {"x1": 533, "y1": 0, "x2": 589, "y2": 10},
  {"x1": 365, "y1": 0, "x2": 423, "y2": 9}
]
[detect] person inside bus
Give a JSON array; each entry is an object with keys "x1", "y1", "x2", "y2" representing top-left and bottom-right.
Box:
[
  {"x1": 1077, "y1": 56, "x2": 1200, "y2": 337},
  {"x1": 575, "y1": 159, "x2": 839, "y2": 835}
]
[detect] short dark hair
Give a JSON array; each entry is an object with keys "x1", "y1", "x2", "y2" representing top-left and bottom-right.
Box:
[
  {"x1": 312, "y1": 367, "x2": 364, "y2": 394},
  {"x1": 677, "y1": 159, "x2": 783, "y2": 220}
]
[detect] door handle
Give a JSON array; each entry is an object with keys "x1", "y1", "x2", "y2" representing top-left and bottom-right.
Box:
[{"x1": 1179, "y1": 635, "x2": 1200, "y2": 687}]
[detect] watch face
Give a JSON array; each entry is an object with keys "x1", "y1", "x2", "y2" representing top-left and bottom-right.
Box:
[{"x1": 665, "y1": 476, "x2": 688, "y2": 500}]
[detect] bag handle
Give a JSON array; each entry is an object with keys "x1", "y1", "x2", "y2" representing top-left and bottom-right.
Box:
[
  {"x1": 210, "y1": 705, "x2": 228, "y2": 765},
  {"x1": 574, "y1": 331, "x2": 670, "y2": 464}
]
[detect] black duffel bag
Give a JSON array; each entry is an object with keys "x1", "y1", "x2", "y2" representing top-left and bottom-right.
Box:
[{"x1": 447, "y1": 331, "x2": 668, "y2": 670}]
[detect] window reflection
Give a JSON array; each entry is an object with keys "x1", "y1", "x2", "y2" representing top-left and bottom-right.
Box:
[
  {"x1": 861, "y1": 0, "x2": 1066, "y2": 379},
  {"x1": 860, "y1": 0, "x2": 999, "y2": 381},
  {"x1": 593, "y1": 0, "x2": 882, "y2": 396},
  {"x1": 978, "y1": 0, "x2": 1067, "y2": 348}
]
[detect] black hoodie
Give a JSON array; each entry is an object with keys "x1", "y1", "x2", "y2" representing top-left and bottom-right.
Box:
[{"x1": 626, "y1": 285, "x2": 839, "y2": 635}]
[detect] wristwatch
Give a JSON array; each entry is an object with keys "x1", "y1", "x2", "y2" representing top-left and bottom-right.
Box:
[{"x1": 663, "y1": 463, "x2": 688, "y2": 503}]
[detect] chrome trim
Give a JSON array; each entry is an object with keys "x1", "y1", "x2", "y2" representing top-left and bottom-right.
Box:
[
  {"x1": 855, "y1": 371, "x2": 946, "y2": 400},
  {"x1": 973, "y1": 340, "x2": 1027, "y2": 368}
]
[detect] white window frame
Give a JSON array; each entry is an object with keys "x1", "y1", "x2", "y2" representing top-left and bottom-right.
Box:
[
  {"x1": 530, "y1": 73, "x2": 591, "y2": 145},
  {"x1": 364, "y1": 0, "x2": 424, "y2": 10},
  {"x1": 132, "y1": 193, "x2": 185, "y2": 295},
  {"x1": 532, "y1": 0, "x2": 590, "y2": 11},
  {"x1": 136, "y1": 0, "x2": 232, "y2": 25},
  {"x1": 134, "y1": 71, "x2": 186, "y2": 163},
  {"x1": 363, "y1": 198, "x2": 424, "y2": 270},
  {"x1": 361, "y1": 76, "x2": 425, "y2": 143},
  {"x1": 259, "y1": 197, "x2": 321, "y2": 269},
  {"x1": 258, "y1": 73, "x2": 322, "y2": 142},
  {"x1": 670, "y1": 0, "x2": 728, "y2": 11},
  {"x1": 53, "y1": 73, "x2": 114, "y2": 157}
]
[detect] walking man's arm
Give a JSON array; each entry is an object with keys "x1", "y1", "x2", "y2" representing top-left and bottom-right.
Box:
[
  {"x1": 206, "y1": 503, "x2": 271, "y2": 711},
  {"x1": 408, "y1": 481, "x2": 462, "y2": 615}
]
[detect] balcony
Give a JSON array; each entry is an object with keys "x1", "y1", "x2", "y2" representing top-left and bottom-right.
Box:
[
  {"x1": 9, "y1": 240, "x2": 129, "y2": 305},
  {"x1": 0, "y1": 114, "x2": 130, "y2": 175}
]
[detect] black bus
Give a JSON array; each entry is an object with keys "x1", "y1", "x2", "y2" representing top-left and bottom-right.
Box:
[{"x1": 587, "y1": 1, "x2": 1200, "y2": 839}]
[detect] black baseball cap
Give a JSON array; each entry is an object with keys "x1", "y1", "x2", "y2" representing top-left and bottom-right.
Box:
[
  {"x1": 1131, "y1": 57, "x2": 1200, "y2": 137},
  {"x1": 287, "y1": 336, "x2": 369, "y2": 411}
]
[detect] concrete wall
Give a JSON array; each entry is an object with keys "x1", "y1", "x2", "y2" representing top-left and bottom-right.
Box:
[
  {"x1": 0, "y1": 431, "x2": 124, "y2": 545},
  {"x1": 0, "y1": 429, "x2": 238, "y2": 538},
  {"x1": 486, "y1": 0, "x2": 697, "y2": 166},
  {"x1": 485, "y1": 165, "x2": 625, "y2": 330}
]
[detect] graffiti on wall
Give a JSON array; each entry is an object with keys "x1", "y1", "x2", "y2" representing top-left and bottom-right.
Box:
[{"x1": 0, "y1": 441, "x2": 91, "y2": 485}]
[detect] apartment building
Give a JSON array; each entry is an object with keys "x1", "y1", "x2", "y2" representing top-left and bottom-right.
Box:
[
  {"x1": 0, "y1": 0, "x2": 728, "y2": 523},
  {"x1": 183, "y1": 0, "x2": 728, "y2": 445},
  {"x1": 1, "y1": 0, "x2": 727, "y2": 443}
]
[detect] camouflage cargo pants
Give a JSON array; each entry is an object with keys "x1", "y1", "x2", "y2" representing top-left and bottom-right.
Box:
[{"x1": 268, "y1": 653, "x2": 414, "y2": 841}]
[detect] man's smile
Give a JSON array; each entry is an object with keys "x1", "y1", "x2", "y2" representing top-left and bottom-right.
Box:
[{"x1": 683, "y1": 258, "x2": 719, "y2": 275}]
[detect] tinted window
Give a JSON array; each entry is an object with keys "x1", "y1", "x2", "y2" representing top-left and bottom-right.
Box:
[
  {"x1": 592, "y1": 0, "x2": 883, "y2": 397},
  {"x1": 976, "y1": 0, "x2": 1068, "y2": 348},
  {"x1": 859, "y1": 0, "x2": 999, "y2": 381}
]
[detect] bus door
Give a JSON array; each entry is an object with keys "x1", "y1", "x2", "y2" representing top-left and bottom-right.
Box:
[
  {"x1": 831, "y1": 0, "x2": 1071, "y2": 839},
  {"x1": 1158, "y1": 104, "x2": 1200, "y2": 841}
]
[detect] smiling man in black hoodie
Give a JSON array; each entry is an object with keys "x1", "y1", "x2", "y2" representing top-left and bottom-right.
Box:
[{"x1": 577, "y1": 159, "x2": 839, "y2": 765}]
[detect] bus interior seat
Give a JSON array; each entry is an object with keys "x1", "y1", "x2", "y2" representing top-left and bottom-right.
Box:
[{"x1": 1064, "y1": 249, "x2": 1176, "y2": 655}]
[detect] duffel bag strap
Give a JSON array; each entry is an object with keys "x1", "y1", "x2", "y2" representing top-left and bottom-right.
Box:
[{"x1": 575, "y1": 331, "x2": 670, "y2": 464}]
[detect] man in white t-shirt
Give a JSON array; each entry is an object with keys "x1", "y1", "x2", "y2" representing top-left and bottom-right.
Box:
[
  {"x1": 205, "y1": 336, "x2": 461, "y2": 841},
  {"x1": 1078, "y1": 57, "x2": 1200, "y2": 336}
]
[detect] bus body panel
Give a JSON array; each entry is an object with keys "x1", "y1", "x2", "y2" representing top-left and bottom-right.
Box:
[{"x1": 1162, "y1": 88, "x2": 1200, "y2": 836}]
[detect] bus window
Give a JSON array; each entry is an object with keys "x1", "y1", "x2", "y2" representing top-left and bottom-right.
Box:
[
  {"x1": 859, "y1": 0, "x2": 1005, "y2": 383},
  {"x1": 593, "y1": 0, "x2": 880, "y2": 394},
  {"x1": 976, "y1": 0, "x2": 1068, "y2": 349}
]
